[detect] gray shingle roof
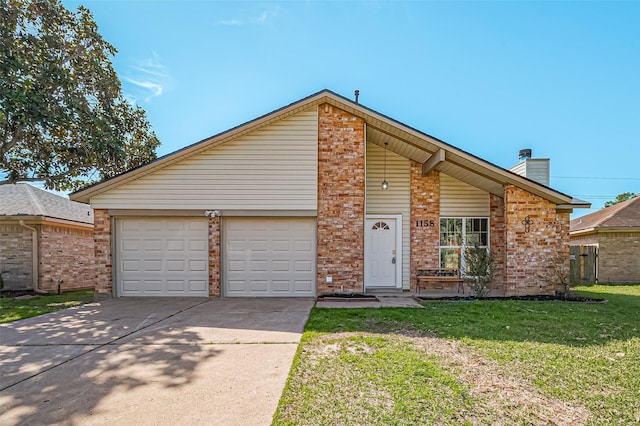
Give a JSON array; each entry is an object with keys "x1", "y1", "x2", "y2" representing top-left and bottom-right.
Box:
[
  {"x1": 571, "y1": 195, "x2": 640, "y2": 232},
  {"x1": 0, "y1": 183, "x2": 93, "y2": 225}
]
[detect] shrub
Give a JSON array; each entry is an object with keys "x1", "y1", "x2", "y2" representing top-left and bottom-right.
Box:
[{"x1": 464, "y1": 245, "x2": 495, "y2": 298}]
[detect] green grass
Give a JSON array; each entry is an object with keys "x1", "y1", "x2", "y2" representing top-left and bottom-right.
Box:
[
  {"x1": 0, "y1": 290, "x2": 95, "y2": 323},
  {"x1": 273, "y1": 284, "x2": 640, "y2": 425}
]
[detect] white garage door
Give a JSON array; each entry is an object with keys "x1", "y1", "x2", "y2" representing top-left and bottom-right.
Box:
[
  {"x1": 116, "y1": 218, "x2": 208, "y2": 297},
  {"x1": 224, "y1": 218, "x2": 316, "y2": 297}
]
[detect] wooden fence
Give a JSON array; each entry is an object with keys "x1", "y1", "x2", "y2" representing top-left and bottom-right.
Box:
[{"x1": 570, "y1": 245, "x2": 598, "y2": 284}]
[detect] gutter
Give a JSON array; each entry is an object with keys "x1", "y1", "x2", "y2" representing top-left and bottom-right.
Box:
[{"x1": 18, "y1": 220, "x2": 47, "y2": 294}]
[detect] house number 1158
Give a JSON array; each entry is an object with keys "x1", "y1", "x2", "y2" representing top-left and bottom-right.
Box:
[{"x1": 415, "y1": 220, "x2": 435, "y2": 227}]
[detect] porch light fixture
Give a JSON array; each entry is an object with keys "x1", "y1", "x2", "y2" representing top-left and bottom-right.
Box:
[{"x1": 381, "y1": 142, "x2": 389, "y2": 190}]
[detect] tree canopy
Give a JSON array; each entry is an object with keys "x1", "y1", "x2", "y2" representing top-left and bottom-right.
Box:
[
  {"x1": 604, "y1": 192, "x2": 637, "y2": 208},
  {"x1": 0, "y1": 0, "x2": 160, "y2": 191}
]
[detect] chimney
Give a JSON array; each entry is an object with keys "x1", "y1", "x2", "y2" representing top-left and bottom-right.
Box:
[{"x1": 509, "y1": 148, "x2": 550, "y2": 187}]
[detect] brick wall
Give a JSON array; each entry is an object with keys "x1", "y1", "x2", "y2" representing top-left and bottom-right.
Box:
[
  {"x1": 489, "y1": 194, "x2": 506, "y2": 293},
  {"x1": 0, "y1": 224, "x2": 33, "y2": 289},
  {"x1": 409, "y1": 164, "x2": 440, "y2": 291},
  {"x1": 94, "y1": 209, "x2": 112, "y2": 298},
  {"x1": 208, "y1": 216, "x2": 221, "y2": 297},
  {"x1": 316, "y1": 103, "x2": 365, "y2": 293},
  {"x1": 597, "y1": 232, "x2": 640, "y2": 283},
  {"x1": 504, "y1": 186, "x2": 569, "y2": 295},
  {"x1": 39, "y1": 224, "x2": 94, "y2": 291}
]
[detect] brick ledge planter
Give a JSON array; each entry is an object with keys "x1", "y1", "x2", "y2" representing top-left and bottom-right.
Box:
[{"x1": 316, "y1": 293, "x2": 379, "y2": 302}]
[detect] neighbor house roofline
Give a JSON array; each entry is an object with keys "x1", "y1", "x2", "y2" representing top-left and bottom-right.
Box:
[{"x1": 71, "y1": 89, "x2": 585, "y2": 207}]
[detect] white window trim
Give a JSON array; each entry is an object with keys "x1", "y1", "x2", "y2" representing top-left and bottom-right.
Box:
[{"x1": 439, "y1": 217, "x2": 490, "y2": 276}]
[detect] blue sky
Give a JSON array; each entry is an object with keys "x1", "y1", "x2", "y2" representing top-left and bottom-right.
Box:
[{"x1": 61, "y1": 0, "x2": 639, "y2": 217}]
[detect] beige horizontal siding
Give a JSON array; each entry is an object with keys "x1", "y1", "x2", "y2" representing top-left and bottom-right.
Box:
[
  {"x1": 509, "y1": 161, "x2": 526, "y2": 177},
  {"x1": 365, "y1": 142, "x2": 411, "y2": 288},
  {"x1": 91, "y1": 110, "x2": 318, "y2": 210},
  {"x1": 440, "y1": 173, "x2": 490, "y2": 217}
]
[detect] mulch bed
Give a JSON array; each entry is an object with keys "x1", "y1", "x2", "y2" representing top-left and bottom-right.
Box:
[
  {"x1": 417, "y1": 294, "x2": 607, "y2": 303},
  {"x1": 0, "y1": 289, "x2": 40, "y2": 299},
  {"x1": 316, "y1": 293, "x2": 379, "y2": 302}
]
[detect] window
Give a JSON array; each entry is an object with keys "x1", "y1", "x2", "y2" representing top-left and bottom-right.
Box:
[
  {"x1": 439, "y1": 217, "x2": 489, "y2": 275},
  {"x1": 372, "y1": 221, "x2": 390, "y2": 230}
]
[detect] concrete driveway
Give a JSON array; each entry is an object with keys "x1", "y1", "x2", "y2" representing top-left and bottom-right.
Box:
[{"x1": 0, "y1": 297, "x2": 314, "y2": 426}]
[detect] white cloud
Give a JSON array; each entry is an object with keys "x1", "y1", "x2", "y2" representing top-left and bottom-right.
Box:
[
  {"x1": 124, "y1": 52, "x2": 171, "y2": 103},
  {"x1": 218, "y1": 19, "x2": 242, "y2": 26},
  {"x1": 124, "y1": 78, "x2": 164, "y2": 99},
  {"x1": 216, "y1": 6, "x2": 280, "y2": 27}
]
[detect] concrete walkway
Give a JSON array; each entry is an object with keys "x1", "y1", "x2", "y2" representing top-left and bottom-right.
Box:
[
  {"x1": 315, "y1": 295, "x2": 424, "y2": 308},
  {"x1": 0, "y1": 298, "x2": 314, "y2": 426}
]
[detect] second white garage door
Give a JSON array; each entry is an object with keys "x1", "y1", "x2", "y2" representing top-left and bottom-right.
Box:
[{"x1": 224, "y1": 218, "x2": 316, "y2": 297}]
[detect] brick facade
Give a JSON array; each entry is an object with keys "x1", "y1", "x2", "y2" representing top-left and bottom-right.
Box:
[
  {"x1": 316, "y1": 103, "x2": 365, "y2": 293},
  {"x1": 0, "y1": 222, "x2": 93, "y2": 292},
  {"x1": 571, "y1": 231, "x2": 640, "y2": 283},
  {"x1": 489, "y1": 194, "x2": 506, "y2": 293},
  {"x1": 504, "y1": 186, "x2": 569, "y2": 295},
  {"x1": 39, "y1": 224, "x2": 94, "y2": 291},
  {"x1": 0, "y1": 224, "x2": 33, "y2": 289},
  {"x1": 208, "y1": 216, "x2": 221, "y2": 297},
  {"x1": 598, "y1": 232, "x2": 640, "y2": 283},
  {"x1": 94, "y1": 209, "x2": 113, "y2": 298},
  {"x1": 409, "y1": 164, "x2": 440, "y2": 291}
]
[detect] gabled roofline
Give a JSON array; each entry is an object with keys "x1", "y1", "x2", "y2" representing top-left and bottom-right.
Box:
[{"x1": 71, "y1": 89, "x2": 583, "y2": 207}]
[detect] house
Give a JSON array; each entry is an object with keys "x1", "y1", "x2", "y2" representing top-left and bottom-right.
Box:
[
  {"x1": 70, "y1": 89, "x2": 589, "y2": 299},
  {"x1": 0, "y1": 183, "x2": 94, "y2": 292},
  {"x1": 570, "y1": 195, "x2": 640, "y2": 283}
]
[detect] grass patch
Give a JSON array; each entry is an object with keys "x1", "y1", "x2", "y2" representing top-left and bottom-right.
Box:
[
  {"x1": 0, "y1": 290, "x2": 94, "y2": 323},
  {"x1": 274, "y1": 284, "x2": 640, "y2": 425}
]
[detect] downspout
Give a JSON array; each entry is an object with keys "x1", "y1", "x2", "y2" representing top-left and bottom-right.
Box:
[{"x1": 18, "y1": 220, "x2": 47, "y2": 294}]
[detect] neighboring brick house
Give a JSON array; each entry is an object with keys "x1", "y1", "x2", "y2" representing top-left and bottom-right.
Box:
[
  {"x1": 70, "y1": 89, "x2": 589, "y2": 299},
  {"x1": 570, "y1": 195, "x2": 640, "y2": 283},
  {"x1": 0, "y1": 183, "x2": 94, "y2": 292}
]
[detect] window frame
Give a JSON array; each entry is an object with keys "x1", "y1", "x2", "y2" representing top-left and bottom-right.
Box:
[{"x1": 439, "y1": 217, "x2": 490, "y2": 276}]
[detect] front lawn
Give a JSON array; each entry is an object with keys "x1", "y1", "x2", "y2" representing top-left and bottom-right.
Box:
[
  {"x1": 273, "y1": 284, "x2": 640, "y2": 425},
  {"x1": 0, "y1": 290, "x2": 95, "y2": 323}
]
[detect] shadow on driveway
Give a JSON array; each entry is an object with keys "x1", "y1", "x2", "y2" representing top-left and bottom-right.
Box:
[{"x1": 0, "y1": 297, "x2": 314, "y2": 426}]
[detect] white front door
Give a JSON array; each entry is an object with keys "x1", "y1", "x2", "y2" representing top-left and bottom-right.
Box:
[{"x1": 365, "y1": 216, "x2": 401, "y2": 288}]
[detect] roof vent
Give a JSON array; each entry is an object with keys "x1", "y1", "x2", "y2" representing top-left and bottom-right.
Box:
[
  {"x1": 354, "y1": 89, "x2": 360, "y2": 103},
  {"x1": 518, "y1": 148, "x2": 532, "y2": 160}
]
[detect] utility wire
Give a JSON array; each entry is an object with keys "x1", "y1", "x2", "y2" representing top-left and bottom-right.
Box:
[{"x1": 552, "y1": 176, "x2": 640, "y2": 181}]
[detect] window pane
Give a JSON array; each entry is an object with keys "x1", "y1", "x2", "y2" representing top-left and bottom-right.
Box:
[
  {"x1": 440, "y1": 218, "x2": 462, "y2": 246},
  {"x1": 465, "y1": 218, "x2": 488, "y2": 247},
  {"x1": 440, "y1": 248, "x2": 460, "y2": 269}
]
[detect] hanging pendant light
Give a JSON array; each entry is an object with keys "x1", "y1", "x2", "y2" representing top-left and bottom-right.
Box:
[{"x1": 381, "y1": 142, "x2": 389, "y2": 190}]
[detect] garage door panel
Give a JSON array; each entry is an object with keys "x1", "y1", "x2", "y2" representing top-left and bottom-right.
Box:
[
  {"x1": 250, "y1": 260, "x2": 268, "y2": 272},
  {"x1": 295, "y1": 280, "x2": 313, "y2": 292},
  {"x1": 224, "y1": 218, "x2": 315, "y2": 297},
  {"x1": 272, "y1": 260, "x2": 291, "y2": 272},
  {"x1": 116, "y1": 218, "x2": 208, "y2": 297},
  {"x1": 295, "y1": 260, "x2": 313, "y2": 272},
  {"x1": 189, "y1": 280, "x2": 207, "y2": 291},
  {"x1": 189, "y1": 260, "x2": 207, "y2": 271},
  {"x1": 295, "y1": 240, "x2": 313, "y2": 251},
  {"x1": 188, "y1": 240, "x2": 207, "y2": 251}
]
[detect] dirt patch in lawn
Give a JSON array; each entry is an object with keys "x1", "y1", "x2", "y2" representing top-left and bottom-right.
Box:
[
  {"x1": 316, "y1": 332, "x2": 590, "y2": 425},
  {"x1": 416, "y1": 337, "x2": 590, "y2": 425}
]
